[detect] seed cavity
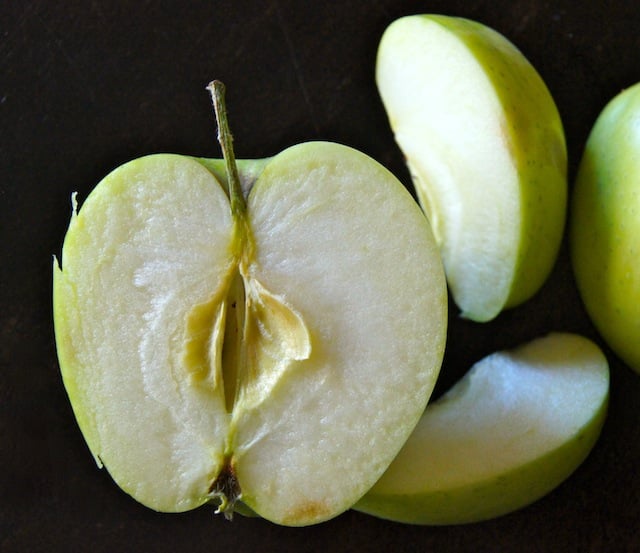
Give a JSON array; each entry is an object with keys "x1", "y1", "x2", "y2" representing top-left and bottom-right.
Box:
[{"x1": 182, "y1": 263, "x2": 311, "y2": 414}]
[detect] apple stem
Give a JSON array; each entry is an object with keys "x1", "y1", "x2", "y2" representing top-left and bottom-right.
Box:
[{"x1": 207, "y1": 80, "x2": 247, "y2": 218}]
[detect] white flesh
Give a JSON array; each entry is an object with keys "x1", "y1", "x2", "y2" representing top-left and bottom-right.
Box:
[
  {"x1": 54, "y1": 144, "x2": 447, "y2": 525},
  {"x1": 54, "y1": 155, "x2": 234, "y2": 512},
  {"x1": 232, "y1": 142, "x2": 447, "y2": 524}
]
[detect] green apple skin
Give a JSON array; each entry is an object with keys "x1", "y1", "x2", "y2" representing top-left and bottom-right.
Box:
[
  {"x1": 571, "y1": 82, "x2": 640, "y2": 374},
  {"x1": 376, "y1": 15, "x2": 567, "y2": 321},
  {"x1": 355, "y1": 333, "x2": 609, "y2": 525},
  {"x1": 194, "y1": 157, "x2": 269, "y2": 198},
  {"x1": 53, "y1": 141, "x2": 448, "y2": 526}
]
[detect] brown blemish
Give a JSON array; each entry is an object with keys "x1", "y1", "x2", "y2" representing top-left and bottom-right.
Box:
[{"x1": 283, "y1": 500, "x2": 332, "y2": 525}]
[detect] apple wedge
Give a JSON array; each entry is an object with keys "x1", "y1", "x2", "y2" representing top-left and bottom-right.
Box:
[
  {"x1": 355, "y1": 333, "x2": 609, "y2": 525},
  {"x1": 571, "y1": 82, "x2": 640, "y2": 375},
  {"x1": 52, "y1": 82, "x2": 447, "y2": 526},
  {"x1": 376, "y1": 15, "x2": 567, "y2": 321}
]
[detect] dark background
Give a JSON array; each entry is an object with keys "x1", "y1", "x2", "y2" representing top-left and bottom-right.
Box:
[{"x1": 2, "y1": 1, "x2": 639, "y2": 551}]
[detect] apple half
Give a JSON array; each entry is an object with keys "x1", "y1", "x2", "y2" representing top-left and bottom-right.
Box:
[
  {"x1": 571, "y1": 82, "x2": 640, "y2": 375},
  {"x1": 376, "y1": 15, "x2": 568, "y2": 321},
  {"x1": 52, "y1": 82, "x2": 448, "y2": 526},
  {"x1": 355, "y1": 333, "x2": 609, "y2": 525}
]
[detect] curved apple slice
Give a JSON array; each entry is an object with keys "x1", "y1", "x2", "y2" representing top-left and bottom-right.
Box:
[
  {"x1": 53, "y1": 142, "x2": 448, "y2": 526},
  {"x1": 355, "y1": 333, "x2": 609, "y2": 525},
  {"x1": 376, "y1": 15, "x2": 567, "y2": 321}
]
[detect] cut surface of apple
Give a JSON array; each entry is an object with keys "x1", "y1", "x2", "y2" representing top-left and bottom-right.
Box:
[
  {"x1": 53, "y1": 83, "x2": 448, "y2": 526},
  {"x1": 355, "y1": 333, "x2": 609, "y2": 525},
  {"x1": 571, "y1": 82, "x2": 640, "y2": 375},
  {"x1": 376, "y1": 15, "x2": 567, "y2": 321}
]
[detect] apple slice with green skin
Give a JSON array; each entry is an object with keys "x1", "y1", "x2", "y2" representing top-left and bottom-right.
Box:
[
  {"x1": 52, "y1": 82, "x2": 448, "y2": 526},
  {"x1": 571, "y1": 82, "x2": 640, "y2": 375},
  {"x1": 376, "y1": 15, "x2": 567, "y2": 322},
  {"x1": 355, "y1": 333, "x2": 609, "y2": 525}
]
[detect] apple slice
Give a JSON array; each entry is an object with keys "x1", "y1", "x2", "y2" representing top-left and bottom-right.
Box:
[
  {"x1": 376, "y1": 15, "x2": 567, "y2": 321},
  {"x1": 571, "y1": 82, "x2": 640, "y2": 375},
  {"x1": 355, "y1": 333, "x2": 609, "y2": 525},
  {"x1": 52, "y1": 82, "x2": 447, "y2": 526}
]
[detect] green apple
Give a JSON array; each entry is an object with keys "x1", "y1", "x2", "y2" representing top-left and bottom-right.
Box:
[
  {"x1": 52, "y1": 82, "x2": 448, "y2": 526},
  {"x1": 376, "y1": 15, "x2": 567, "y2": 322},
  {"x1": 355, "y1": 333, "x2": 609, "y2": 525},
  {"x1": 571, "y1": 82, "x2": 640, "y2": 374}
]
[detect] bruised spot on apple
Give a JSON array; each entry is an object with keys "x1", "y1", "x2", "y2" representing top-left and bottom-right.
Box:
[
  {"x1": 52, "y1": 82, "x2": 448, "y2": 526},
  {"x1": 376, "y1": 15, "x2": 567, "y2": 322}
]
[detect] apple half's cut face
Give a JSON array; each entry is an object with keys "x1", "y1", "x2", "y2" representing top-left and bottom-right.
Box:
[
  {"x1": 376, "y1": 15, "x2": 567, "y2": 321},
  {"x1": 355, "y1": 333, "x2": 609, "y2": 525},
  {"x1": 53, "y1": 141, "x2": 447, "y2": 526}
]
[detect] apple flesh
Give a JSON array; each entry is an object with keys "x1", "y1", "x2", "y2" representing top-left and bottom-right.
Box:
[
  {"x1": 355, "y1": 333, "x2": 609, "y2": 525},
  {"x1": 571, "y1": 82, "x2": 640, "y2": 375},
  {"x1": 53, "y1": 83, "x2": 448, "y2": 526},
  {"x1": 376, "y1": 15, "x2": 567, "y2": 321}
]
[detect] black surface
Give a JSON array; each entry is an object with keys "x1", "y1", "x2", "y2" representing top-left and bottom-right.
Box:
[{"x1": 2, "y1": 1, "x2": 640, "y2": 551}]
